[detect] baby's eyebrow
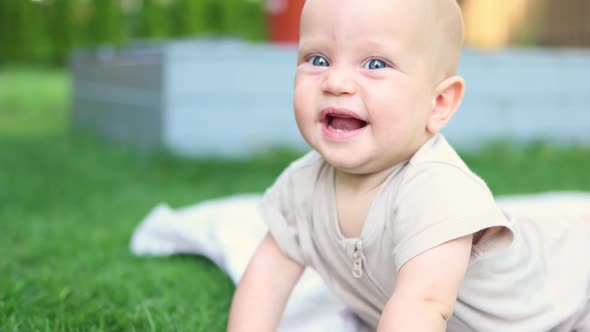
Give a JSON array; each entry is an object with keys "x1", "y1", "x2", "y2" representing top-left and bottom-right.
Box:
[
  {"x1": 298, "y1": 38, "x2": 328, "y2": 50},
  {"x1": 297, "y1": 41, "x2": 331, "y2": 60},
  {"x1": 357, "y1": 39, "x2": 401, "y2": 55}
]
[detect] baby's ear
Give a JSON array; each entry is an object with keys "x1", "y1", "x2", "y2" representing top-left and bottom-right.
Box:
[{"x1": 426, "y1": 76, "x2": 465, "y2": 134}]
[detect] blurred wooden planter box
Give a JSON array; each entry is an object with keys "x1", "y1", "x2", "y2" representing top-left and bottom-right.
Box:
[
  {"x1": 71, "y1": 40, "x2": 303, "y2": 156},
  {"x1": 71, "y1": 40, "x2": 590, "y2": 156},
  {"x1": 450, "y1": 48, "x2": 590, "y2": 148}
]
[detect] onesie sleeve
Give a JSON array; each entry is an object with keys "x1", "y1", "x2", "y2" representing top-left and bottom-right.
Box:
[
  {"x1": 257, "y1": 153, "x2": 320, "y2": 265},
  {"x1": 391, "y1": 164, "x2": 514, "y2": 272}
]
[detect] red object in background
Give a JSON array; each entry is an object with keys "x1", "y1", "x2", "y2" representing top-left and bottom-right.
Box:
[{"x1": 267, "y1": 0, "x2": 306, "y2": 44}]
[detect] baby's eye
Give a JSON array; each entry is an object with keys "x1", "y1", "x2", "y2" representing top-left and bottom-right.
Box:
[
  {"x1": 365, "y1": 59, "x2": 388, "y2": 70},
  {"x1": 308, "y1": 55, "x2": 330, "y2": 67}
]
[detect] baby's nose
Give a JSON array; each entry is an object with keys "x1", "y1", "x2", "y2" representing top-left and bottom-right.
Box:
[{"x1": 320, "y1": 67, "x2": 357, "y2": 95}]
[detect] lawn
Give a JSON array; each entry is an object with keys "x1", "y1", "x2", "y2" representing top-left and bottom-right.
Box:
[{"x1": 1, "y1": 67, "x2": 589, "y2": 331}]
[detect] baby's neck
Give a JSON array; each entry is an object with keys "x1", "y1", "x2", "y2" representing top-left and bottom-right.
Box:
[
  {"x1": 333, "y1": 165, "x2": 402, "y2": 238},
  {"x1": 334, "y1": 164, "x2": 401, "y2": 195}
]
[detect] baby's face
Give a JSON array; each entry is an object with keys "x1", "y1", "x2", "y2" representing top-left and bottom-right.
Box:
[{"x1": 294, "y1": 0, "x2": 448, "y2": 174}]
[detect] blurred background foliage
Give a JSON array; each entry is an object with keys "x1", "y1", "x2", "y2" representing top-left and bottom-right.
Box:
[
  {"x1": 0, "y1": 0, "x2": 266, "y2": 66},
  {"x1": 1, "y1": 0, "x2": 590, "y2": 66}
]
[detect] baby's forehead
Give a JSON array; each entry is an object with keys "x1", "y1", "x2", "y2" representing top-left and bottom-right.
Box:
[
  {"x1": 302, "y1": 0, "x2": 460, "y2": 39},
  {"x1": 303, "y1": 0, "x2": 458, "y2": 18},
  {"x1": 301, "y1": 0, "x2": 463, "y2": 77}
]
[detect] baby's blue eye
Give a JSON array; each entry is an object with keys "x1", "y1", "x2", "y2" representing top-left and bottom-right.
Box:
[
  {"x1": 365, "y1": 59, "x2": 388, "y2": 70},
  {"x1": 309, "y1": 55, "x2": 329, "y2": 67}
]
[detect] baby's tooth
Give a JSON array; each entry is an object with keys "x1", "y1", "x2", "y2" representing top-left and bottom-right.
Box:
[{"x1": 336, "y1": 129, "x2": 343, "y2": 133}]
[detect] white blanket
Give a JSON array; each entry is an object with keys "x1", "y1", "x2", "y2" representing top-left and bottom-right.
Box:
[{"x1": 130, "y1": 192, "x2": 590, "y2": 331}]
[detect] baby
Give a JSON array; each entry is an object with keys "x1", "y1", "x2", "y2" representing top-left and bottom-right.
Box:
[{"x1": 228, "y1": 0, "x2": 590, "y2": 331}]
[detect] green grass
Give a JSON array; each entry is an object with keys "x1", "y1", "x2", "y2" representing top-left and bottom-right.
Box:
[{"x1": 1, "y1": 67, "x2": 589, "y2": 331}]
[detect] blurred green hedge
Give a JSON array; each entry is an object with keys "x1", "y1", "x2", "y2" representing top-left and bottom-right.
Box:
[{"x1": 0, "y1": 0, "x2": 267, "y2": 66}]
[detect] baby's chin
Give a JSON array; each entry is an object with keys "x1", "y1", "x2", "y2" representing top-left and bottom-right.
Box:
[
  {"x1": 303, "y1": 136, "x2": 382, "y2": 174},
  {"x1": 322, "y1": 153, "x2": 377, "y2": 176}
]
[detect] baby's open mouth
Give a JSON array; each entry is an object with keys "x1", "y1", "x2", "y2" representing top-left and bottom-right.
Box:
[{"x1": 326, "y1": 114, "x2": 368, "y2": 132}]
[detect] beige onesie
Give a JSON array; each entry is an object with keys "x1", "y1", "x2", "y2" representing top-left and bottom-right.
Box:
[{"x1": 259, "y1": 134, "x2": 590, "y2": 331}]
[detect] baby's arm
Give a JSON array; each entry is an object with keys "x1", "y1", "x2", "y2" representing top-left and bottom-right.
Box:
[
  {"x1": 227, "y1": 232, "x2": 304, "y2": 332},
  {"x1": 377, "y1": 234, "x2": 473, "y2": 332}
]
